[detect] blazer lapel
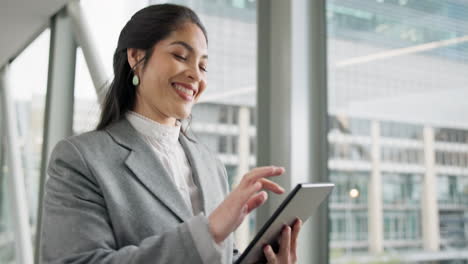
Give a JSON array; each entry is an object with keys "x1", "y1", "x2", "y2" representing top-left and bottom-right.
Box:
[
  {"x1": 106, "y1": 119, "x2": 192, "y2": 222},
  {"x1": 179, "y1": 135, "x2": 217, "y2": 214}
]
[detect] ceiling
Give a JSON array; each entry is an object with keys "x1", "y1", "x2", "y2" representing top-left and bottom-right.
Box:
[{"x1": 0, "y1": 0, "x2": 71, "y2": 68}]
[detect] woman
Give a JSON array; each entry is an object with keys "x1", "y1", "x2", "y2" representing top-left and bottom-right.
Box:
[{"x1": 40, "y1": 4, "x2": 301, "y2": 264}]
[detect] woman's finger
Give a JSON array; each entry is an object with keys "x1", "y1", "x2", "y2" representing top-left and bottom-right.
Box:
[
  {"x1": 235, "y1": 167, "x2": 285, "y2": 200},
  {"x1": 259, "y1": 178, "x2": 285, "y2": 194},
  {"x1": 290, "y1": 219, "x2": 302, "y2": 259},
  {"x1": 245, "y1": 191, "x2": 268, "y2": 213},
  {"x1": 244, "y1": 166, "x2": 285, "y2": 183},
  {"x1": 279, "y1": 225, "x2": 291, "y2": 256},
  {"x1": 237, "y1": 181, "x2": 263, "y2": 203},
  {"x1": 245, "y1": 166, "x2": 278, "y2": 177},
  {"x1": 264, "y1": 245, "x2": 277, "y2": 264}
]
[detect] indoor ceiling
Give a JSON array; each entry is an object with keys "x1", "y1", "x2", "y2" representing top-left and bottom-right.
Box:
[{"x1": 0, "y1": 0, "x2": 71, "y2": 67}]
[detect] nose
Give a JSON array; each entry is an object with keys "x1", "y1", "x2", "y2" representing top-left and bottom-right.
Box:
[{"x1": 186, "y1": 64, "x2": 202, "y2": 82}]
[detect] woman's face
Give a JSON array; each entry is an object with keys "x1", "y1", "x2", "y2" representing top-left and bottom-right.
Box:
[{"x1": 129, "y1": 22, "x2": 208, "y2": 126}]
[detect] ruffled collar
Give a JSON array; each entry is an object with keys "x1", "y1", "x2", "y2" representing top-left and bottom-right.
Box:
[{"x1": 125, "y1": 111, "x2": 181, "y2": 144}]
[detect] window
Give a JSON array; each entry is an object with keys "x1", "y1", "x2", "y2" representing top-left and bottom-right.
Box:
[
  {"x1": 218, "y1": 135, "x2": 228, "y2": 153},
  {"x1": 381, "y1": 121, "x2": 422, "y2": 140},
  {"x1": 382, "y1": 173, "x2": 421, "y2": 205},
  {"x1": 384, "y1": 210, "x2": 421, "y2": 242},
  {"x1": 330, "y1": 142, "x2": 370, "y2": 161},
  {"x1": 330, "y1": 171, "x2": 369, "y2": 204},
  {"x1": 5, "y1": 29, "x2": 50, "y2": 263},
  {"x1": 381, "y1": 147, "x2": 423, "y2": 164},
  {"x1": 218, "y1": 106, "x2": 229, "y2": 124},
  {"x1": 327, "y1": 0, "x2": 468, "y2": 261},
  {"x1": 436, "y1": 128, "x2": 468, "y2": 144},
  {"x1": 329, "y1": 115, "x2": 371, "y2": 136},
  {"x1": 438, "y1": 174, "x2": 468, "y2": 206},
  {"x1": 73, "y1": 48, "x2": 101, "y2": 134}
]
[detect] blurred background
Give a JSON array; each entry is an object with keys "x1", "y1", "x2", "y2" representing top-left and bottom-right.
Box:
[{"x1": 1, "y1": 0, "x2": 467, "y2": 263}]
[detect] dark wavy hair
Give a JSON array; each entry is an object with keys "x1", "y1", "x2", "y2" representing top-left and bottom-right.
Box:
[{"x1": 96, "y1": 4, "x2": 207, "y2": 133}]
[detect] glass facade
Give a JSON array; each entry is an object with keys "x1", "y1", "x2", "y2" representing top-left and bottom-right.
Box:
[
  {"x1": 438, "y1": 174, "x2": 468, "y2": 250},
  {"x1": 2, "y1": 29, "x2": 50, "y2": 263},
  {"x1": 327, "y1": 0, "x2": 468, "y2": 263},
  {"x1": 328, "y1": 115, "x2": 468, "y2": 262}
]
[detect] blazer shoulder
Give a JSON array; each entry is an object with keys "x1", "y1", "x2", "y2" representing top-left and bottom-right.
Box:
[
  {"x1": 50, "y1": 129, "x2": 120, "y2": 166},
  {"x1": 65, "y1": 129, "x2": 113, "y2": 148}
]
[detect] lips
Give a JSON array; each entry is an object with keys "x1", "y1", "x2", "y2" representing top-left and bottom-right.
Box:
[{"x1": 171, "y1": 82, "x2": 197, "y2": 101}]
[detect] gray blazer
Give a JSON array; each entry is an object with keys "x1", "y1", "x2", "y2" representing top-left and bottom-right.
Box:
[{"x1": 40, "y1": 119, "x2": 238, "y2": 264}]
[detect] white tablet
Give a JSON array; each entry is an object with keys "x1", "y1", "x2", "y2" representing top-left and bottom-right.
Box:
[{"x1": 235, "y1": 183, "x2": 335, "y2": 264}]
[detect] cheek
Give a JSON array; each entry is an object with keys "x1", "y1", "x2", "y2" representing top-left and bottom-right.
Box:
[
  {"x1": 196, "y1": 81, "x2": 208, "y2": 99},
  {"x1": 142, "y1": 70, "x2": 169, "y2": 94}
]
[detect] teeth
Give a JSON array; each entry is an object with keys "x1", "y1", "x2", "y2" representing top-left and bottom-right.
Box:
[{"x1": 173, "y1": 84, "x2": 194, "y2": 96}]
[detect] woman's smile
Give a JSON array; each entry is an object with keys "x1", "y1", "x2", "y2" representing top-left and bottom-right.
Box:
[{"x1": 171, "y1": 82, "x2": 196, "y2": 102}]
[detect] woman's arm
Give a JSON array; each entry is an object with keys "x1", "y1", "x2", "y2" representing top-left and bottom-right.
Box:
[
  {"x1": 40, "y1": 139, "x2": 218, "y2": 264},
  {"x1": 207, "y1": 165, "x2": 302, "y2": 264}
]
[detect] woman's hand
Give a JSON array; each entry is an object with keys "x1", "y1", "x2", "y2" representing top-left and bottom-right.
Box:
[
  {"x1": 208, "y1": 166, "x2": 285, "y2": 244},
  {"x1": 264, "y1": 219, "x2": 302, "y2": 264}
]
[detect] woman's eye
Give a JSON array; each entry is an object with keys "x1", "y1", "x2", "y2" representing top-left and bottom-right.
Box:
[
  {"x1": 173, "y1": 54, "x2": 187, "y2": 61},
  {"x1": 200, "y1": 66, "x2": 208, "y2": 72}
]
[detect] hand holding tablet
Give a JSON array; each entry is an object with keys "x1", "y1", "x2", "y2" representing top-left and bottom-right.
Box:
[{"x1": 235, "y1": 183, "x2": 335, "y2": 264}]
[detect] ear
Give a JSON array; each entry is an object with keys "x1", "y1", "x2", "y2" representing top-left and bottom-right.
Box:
[{"x1": 127, "y1": 48, "x2": 145, "y2": 72}]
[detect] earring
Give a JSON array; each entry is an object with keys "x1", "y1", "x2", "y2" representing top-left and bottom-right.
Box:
[{"x1": 132, "y1": 74, "x2": 139, "y2": 86}]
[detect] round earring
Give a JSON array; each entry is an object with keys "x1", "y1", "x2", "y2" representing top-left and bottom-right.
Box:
[{"x1": 132, "y1": 74, "x2": 139, "y2": 86}]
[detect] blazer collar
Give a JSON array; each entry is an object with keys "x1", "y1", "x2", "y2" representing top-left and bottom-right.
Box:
[
  {"x1": 179, "y1": 132, "x2": 224, "y2": 215},
  {"x1": 178, "y1": 135, "x2": 211, "y2": 214},
  {"x1": 105, "y1": 119, "x2": 193, "y2": 222}
]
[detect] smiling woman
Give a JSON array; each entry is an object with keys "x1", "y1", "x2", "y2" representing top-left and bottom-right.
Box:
[
  {"x1": 96, "y1": 4, "x2": 209, "y2": 130},
  {"x1": 39, "y1": 3, "x2": 301, "y2": 264},
  {"x1": 128, "y1": 23, "x2": 208, "y2": 125}
]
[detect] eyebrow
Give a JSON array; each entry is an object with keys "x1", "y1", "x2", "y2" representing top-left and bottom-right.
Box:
[{"x1": 170, "y1": 41, "x2": 208, "y2": 59}]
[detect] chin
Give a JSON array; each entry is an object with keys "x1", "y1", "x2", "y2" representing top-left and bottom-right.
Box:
[{"x1": 175, "y1": 109, "x2": 192, "y2": 120}]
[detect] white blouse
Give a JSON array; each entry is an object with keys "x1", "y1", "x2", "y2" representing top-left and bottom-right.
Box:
[{"x1": 125, "y1": 111, "x2": 202, "y2": 215}]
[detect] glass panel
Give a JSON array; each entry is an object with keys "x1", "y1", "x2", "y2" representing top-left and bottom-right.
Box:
[
  {"x1": 329, "y1": 171, "x2": 369, "y2": 257},
  {"x1": 382, "y1": 173, "x2": 421, "y2": 205},
  {"x1": 73, "y1": 48, "x2": 101, "y2": 134},
  {"x1": 0, "y1": 158, "x2": 16, "y2": 263},
  {"x1": 327, "y1": 0, "x2": 468, "y2": 262},
  {"x1": 73, "y1": 0, "x2": 139, "y2": 133},
  {"x1": 5, "y1": 29, "x2": 51, "y2": 263}
]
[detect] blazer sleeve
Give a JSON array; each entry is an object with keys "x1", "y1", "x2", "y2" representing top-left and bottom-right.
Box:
[
  {"x1": 40, "y1": 139, "x2": 220, "y2": 264},
  {"x1": 216, "y1": 158, "x2": 241, "y2": 264}
]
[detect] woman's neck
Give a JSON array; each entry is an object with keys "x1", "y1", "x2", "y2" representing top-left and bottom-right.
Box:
[{"x1": 132, "y1": 105, "x2": 177, "y2": 127}]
